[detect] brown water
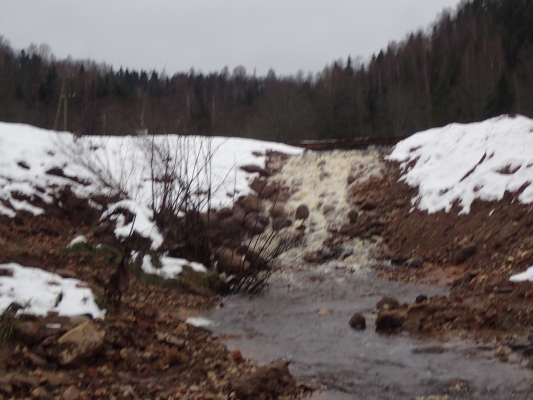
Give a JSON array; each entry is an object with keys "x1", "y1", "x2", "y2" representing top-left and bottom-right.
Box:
[{"x1": 205, "y1": 268, "x2": 533, "y2": 400}]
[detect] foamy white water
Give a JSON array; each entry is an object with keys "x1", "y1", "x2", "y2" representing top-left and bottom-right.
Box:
[{"x1": 255, "y1": 149, "x2": 385, "y2": 275}]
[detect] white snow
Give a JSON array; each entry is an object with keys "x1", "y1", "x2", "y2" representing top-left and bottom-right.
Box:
[
  {"x1": 0, "y1": 122, "x2": 302, "y2": 315},
  {"x1": 0, "y1": 263, "x2": 104, "y2": 318},
  {"x1": 388, "y1": 115, "x2": 533, "y2": 214},
  {"x1": 185, "y1": 316, "x2": 215, "y2": 327},
  {"x1": 0, "y1": 122, "x2": 302, "y2": 251},
  {"x1": 67, "y1": 235, "x2": 87, "y2": 247},
  {"x1": 510, "y1": 266, "x2": 533, "y2": 282},
  {"x1": 141, "y1": 255, "x2": 207, "y2": 279}
]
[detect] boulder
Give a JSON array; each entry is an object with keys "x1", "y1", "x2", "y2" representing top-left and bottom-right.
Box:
[
  {"x1": 406, "y1": 257, "x2": 424, "y2": 268},
  {"x1": 375, "y1": 310, "x2": 405, "y2": 332},
  {"x1": 361, "y1": 200, "x2": 378, "y2": 210},
  {"x1": 272, "y1": 217, "x2": 292, "y2": 231},
  {"x1": 376, "y1": 296, "x2": 400, "y2": 310},
  {"x1": 295, "y1": 204, "x2": 310, "y2": 220},
  {"x1": 15, "y1": 321, "x2": 43, "y2": 345},
  {"x1": 347, "y1": 210, "x2": 359, "y2": 223},
  {"x1": 233, "y1": 205, "x2": 246, "y2": 223},
  {"x1": 239, "y1": 164, "x2": 270, "y2": 177},
  {"x1": 53, "y1": 321, "x2": 104, "y2": 366},
  {"x1": 269, "y1": 204, "x2": 285, "y2": 219},
  {"x1": 239, "y1": 195, "x2": 262, "y2": 213},
  {"x1": 229, "y1": 360, "x2": 297, "y2": 400},
  {"x1": 245, "y1": 214, "x2": 267, "y2": 235},
  {"x1": 453, "y1": 243, "x2": 477, "y2": 265},
  {"x1": 218, "y1": 217, "x2": 242, "y2": 236},
  {"x1": 216, "y1": 249, "x2": 249, "y2": 275},
  {"x1": 250, "y1": 177, "x2": 268, "y2": 194},
  {"x1": 258, "y1": 183, "x2": 277, "y2": 199},
  {"x1": 349, "y1": 313, "x2": 366, "y2": 330}
]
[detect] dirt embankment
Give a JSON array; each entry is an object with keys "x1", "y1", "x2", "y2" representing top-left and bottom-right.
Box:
[
  {"x1": 0, "y1": 187, "x2": 305, "y2": 400},
  {"x1": 346, "y1": 158, "x2": 533, "y2": 339}
]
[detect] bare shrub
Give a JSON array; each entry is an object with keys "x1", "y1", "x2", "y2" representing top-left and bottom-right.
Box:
[{"x1": 58, "y1": 133, "x2": 288, "y2": 295}]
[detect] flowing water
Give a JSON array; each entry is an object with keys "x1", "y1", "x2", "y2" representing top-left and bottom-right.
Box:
[{"x1": 204, "y1": 150, "x2": 533, "y2": 399}]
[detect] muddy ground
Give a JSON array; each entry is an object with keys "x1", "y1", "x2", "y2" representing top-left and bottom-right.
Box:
[
  {"x1": 350, "y1": 156, "x2": 533, "y2": 341},
  {"x1": 3, "y1": 147, "x2": 533, "y2": 399},
  {"x1": 0, "y1": 190, "x2": 306, "y2": 400}
]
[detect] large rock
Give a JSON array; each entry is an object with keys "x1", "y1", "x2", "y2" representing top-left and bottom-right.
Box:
[
  {"x1": 245, "y1": 215, "x2": 267, "y2": 235},
  {"x1": 269, "y1": 204, "x2": 286, "y2": 219},
  {"x1": 295, "y1": 204, "x2": 310, "y2": 220},
  {"x1": 229, "y1": 360, "x2": 298, "y2": 400},
  {"x1": 250, "y1": 177, "x2": 268, "y2": 194},
  {"x1": 375, "y1": 310, "x2": 405, "y2": 332},
  {"x1": 272, "y1": 217, "x2": 292, "y2": 231},
  {"x1": 239, "y1": 195, "x2": 262, "y2": 213},
  {"x1": 240, "y1": 164, "x2": 270, "y2": 177},
  {"x1": 54, "y1": 321, "x2": 105, "y2": 366},
  {"x1": 349, "y1": 313, "x2": 366, "y2": 330},
  {"x1": 15, "y1": 321, "x2": 43, "y2": 345},
  {"x1": 217, "y1": 217, "x2": 242, "y2": 236},
  {"x1": 216, "y1": 249, "x2": 249, "y2": 275},
  {"x1": 376, "y1": 296, "x2": 400, "y2": 310},
  {"x1": 258, "y1": 183, "x2": 278, "y2": 199},
  {"x1": 453, "y1": 243, "x2": 477, "y2": 265}
]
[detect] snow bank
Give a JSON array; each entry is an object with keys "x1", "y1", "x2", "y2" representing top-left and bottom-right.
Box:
[
  {"x1": 388, "y1": 115, "x2": 533, "y2": 214},
  {"x1": 0, "y1": 263, "x2": 104, "y2": 318},
  {"x1": 0, "y1": 122, "x2": 302, "y2": 252}
]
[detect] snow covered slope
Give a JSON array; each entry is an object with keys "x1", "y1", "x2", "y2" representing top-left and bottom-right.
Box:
[
  {"x1": 389, "y1": 115, "x2": 533, "y2": 214},
  {"x1": 0, "y1": 122, "x2": 302, "y2": 316}
]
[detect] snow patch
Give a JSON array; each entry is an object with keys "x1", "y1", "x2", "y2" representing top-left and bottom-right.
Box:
[
  {"x1": 0, "y1": 263, "x2": 104, "y2": 318},
  {"x1": 388, "y1": 115, "x2": 533, "y2": 214}
]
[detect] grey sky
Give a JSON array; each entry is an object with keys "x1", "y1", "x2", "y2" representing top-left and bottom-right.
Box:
[{"x1": 1, "y1": 0, "x2": 461, "y2": 76}]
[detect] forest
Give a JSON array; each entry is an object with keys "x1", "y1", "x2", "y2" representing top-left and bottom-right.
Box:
[{"x1": 0, "y1": 0, "x2": 533, "y2": 142}]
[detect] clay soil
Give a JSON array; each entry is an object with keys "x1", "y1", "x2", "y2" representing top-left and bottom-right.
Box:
[
  {"x1": 0, "y1": 189, "x2": 305, "y2": 400},
  {"x1": 361, "y1": 157, "x2": 533, "y2": 340}
]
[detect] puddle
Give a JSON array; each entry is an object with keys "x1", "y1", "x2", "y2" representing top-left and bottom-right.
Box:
[{"x1": 205, "y1": 269, "x2": 533, "y2": 399}]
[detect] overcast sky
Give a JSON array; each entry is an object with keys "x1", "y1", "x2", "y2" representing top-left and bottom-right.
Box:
[{"x1": 1, "y1": 0, "x2": 461, "y2": 77}]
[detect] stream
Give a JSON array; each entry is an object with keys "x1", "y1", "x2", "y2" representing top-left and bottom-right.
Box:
[
  {"x1": 204, "y1": 267, "x2": 533, "y2": 399},
  {"x1": 204, "y1": 149, "x2": 533, "y2": 399}
]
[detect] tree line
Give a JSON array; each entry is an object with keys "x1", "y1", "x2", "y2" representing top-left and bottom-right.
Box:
[{"x1": 1, "y1": 0, "x2": 532, "y2": 141}]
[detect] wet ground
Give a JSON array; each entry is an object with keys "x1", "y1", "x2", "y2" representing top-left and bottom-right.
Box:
[{"x1": 205, "y1": 267, "x2": 533, "y2": 400}]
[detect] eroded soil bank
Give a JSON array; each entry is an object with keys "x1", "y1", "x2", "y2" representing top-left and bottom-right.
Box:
[{"x1": 205, "y1": 147, "x2": 533, "y2": 399}]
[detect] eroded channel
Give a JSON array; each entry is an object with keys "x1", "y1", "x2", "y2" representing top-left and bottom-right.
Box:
[
  {"x1": 206, "y1": 149, "x2": 533, "y2": 399},
  {"x1": 205, "y1": 268, "x2": 533, "y2": 399}
]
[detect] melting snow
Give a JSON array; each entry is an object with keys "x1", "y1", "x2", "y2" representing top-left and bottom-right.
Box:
[
  {"x1": 141, "y1": 255, "x2": 207, "y2": 279},
  {"x1": 388, "y1": 115, "x2": 533, "y2": 214},
  {"x1": 0, "y1": 263, "x2": 104, "y2": 318}
]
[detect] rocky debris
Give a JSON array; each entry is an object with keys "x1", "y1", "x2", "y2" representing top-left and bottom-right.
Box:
[
  {"x1": 53, "y1": 321, "x2": 105, "y2": 366},
  {"x1": 229, "y1": 360, "x2": 299, "y2": 400},
  {"x1": 349, "y1": 313, "x2": 366, "y2": 330},
  {"x1": 0, "y1": 161, "x2": 305, "y2": 400}
]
